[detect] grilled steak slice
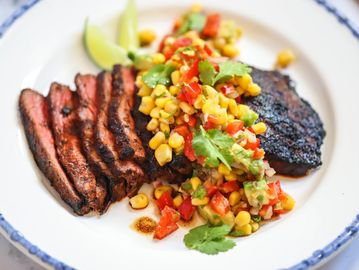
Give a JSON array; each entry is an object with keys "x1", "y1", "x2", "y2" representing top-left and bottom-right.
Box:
[
  {"x1": 19, "y1": 89, "x2": 89, "y2": 215},
  {"x1": 47, "y1": 83, "x2": 99, "y2": 210},
  {"x1": 132, "y1": 95, "x2": 192, "y2": 184},
  {"x1": 243, "y1": 68, "x2": 325, "y2": 176},
  {"x1": 95, "y1": 71, "x2": 145, "y2": 197},
  {"x1": 76, "y1": 74, "x2": 112, "y2": 212},
  {"x1": 109, "y1": 65, "x2": 145, "y2": 162}
]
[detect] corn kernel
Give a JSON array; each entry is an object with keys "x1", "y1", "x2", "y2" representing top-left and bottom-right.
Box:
[
  {"x1": 219, "y1": 94, "x2": 229, "y2": 109},
  {"x1": 171, "y1": 70, "x2": 180, "y2": 85},
  {"x1": 173, "y1": 195, "x2": 184, "y2": 208},
  {"x1": 164, "y1": 102, "x2": 179, "y2": 114},
  {"x1": 218, "y1": 163, "x2": 231, "y2": 176},
  {"x1": 155, "y1": 144, "x2": 172, "y2": 166},
  {"x1": 229, "y1": 191, "x2": 241, "y2": 206},
  {"x1": 137, "y1": 84, "x2": 152, "y2": 97},
  {"x1": 168, "y1": 133, "x2": 184, "y2": 149},
  {"x1": 213, "y1": 37, "x2": 226, "y2": 50},
  {"x1": 150, "y1": 107, "x2": 160, "y2": 118},
  {"x1": 203, "y1": 85, "x2": 218, "y2": 99},
  {"x1": 129, "y1": 193, "x2": 149, "y2": 209},
  {"x1": 139, "y1": 29, "x2": 156, "y2": 46},
  {"x1": 139, "y1": 96, "x2": 155, "y2": 115},
  {"x1": 194, "y1": 94, "x2": 205, "y2": 109},
  {"x1": 222, "y1": 44, "x2": 239, "y2": 58},
  {"x1": 159, "y1": 110, "x2": 171, "y2": 119},
  {"x1": 155, "y1": 97, "x2": 171, "y2": 109},
  {"x1": 227, "y1": 114, "x2": 235, "y2": 122},
  {"x1": 282, "y1": 193, "x2": 296, "y2": 211},
  {"x1": 237, "y1": 104, "x2": 249, "y2": 118},
  {"x1": 152, "y1": 53, "x2": 166, "y2": 64},
  {"x1": 184, "y1": 30, "x2": 199, "y2": 40},
  {"x1": 235, "y1": 224, "x2": 252, "y2": 236},
  {"x1": 165, "y1": 36, "x2": 175, "y2": 46},
  {"x1": 191, "y1": 3, "x2": 202, "y2": 12},
  {"x1": 192, "y1": 38, "x2": 205, "y2": 48},
  {"x1": 228, "y1": 99, "x2": 238, "y2": 117},
  {"x1": 251, "y1": 222, "x2": 259, "y2": 232},
  {"x1": 154, "y1": 185, "x2": 172, "y2": 200},
  {"x1": 190, "y1": 177, "x2": 202, "y2": 191},
  {"x1": 202, "y1": 100, "x2": 218, "y2": 114},
  {"x1": 247, "y1": 83, "x2": 261, "y2": 96},
  {"x1": 152, "y1": 84, "x2": 167, "y2": 97},
  {"x1": 176, "y1": 115, "x2": 185, "y2": 125},
  {"x1": 239, "y1": 74, "x2": 252, "y2": 90},
  {"x1": 135, "y1": 75, "x2": 143, "y2": 88},
  {"x1": 179, "y1": 102, "x2": 196, "y2": 115},
  {"x1": 146, "y1": 118, "x2": 159, "y2": 131},
  {"x1": 252, "y1": 122, "x2": 267, "y2": 135},
  {"x1": 235, "y1": 211, "x2": 251, "y2": 226},
  {"x1": 276, "y1": 49, "x2": 295, "y2": 68},
  {"x1": 169, "y1": 85, "x2": 180, "y2": 95},
  {"x1": 224, "y1": 172, "x2": 237, "y2": 181},
  {"x1": 236, "y1": 27, "x2": 243, "y2": 39},
  {"x1": 192, "y1": 197, "x2": 209, "y2": 206},
  {"x1": 214, "y1": 108, "x2": 228, "y2": 125},
  {"x1": 149, "y1": 132, "x2": 165, "y2": 150}
]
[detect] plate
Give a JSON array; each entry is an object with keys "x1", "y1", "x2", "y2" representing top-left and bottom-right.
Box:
[{"x1": 0, "y1": 0, "x2": 358, "y2": 269}]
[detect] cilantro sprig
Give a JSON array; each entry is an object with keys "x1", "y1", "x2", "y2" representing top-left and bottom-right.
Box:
[
  {"x1": 142, "y1": 64, "x2": 176, "y2": 88},
  {"x1": 198, "y1": 60, "x2": 251, "y2": 86},
  {"x1": 192, "y1": 126, "x2": 234, "y2": 169},
  {"x1": 177, "y1": 12, "x2": 206, "y2": 34},
  {"x1": 184, "y1": 224, "x2": 236, "y2": 255}
]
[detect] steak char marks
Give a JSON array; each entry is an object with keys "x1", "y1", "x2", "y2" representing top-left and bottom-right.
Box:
[
  {"x1": 95, "y1": 71, "x2": 145, "y2": 198},
  {"x1": 19, "y1": 89, "x2": 89, "y2": 215},
  {"x1": 132, "y1": 94, "x2": 192, "y2": 184},
  {"x1": 47, "y1": 83, "x2": 100, "y2": 211},
  {"x1": 243, "y1": 68, "x2": 325, "y2": 176}
]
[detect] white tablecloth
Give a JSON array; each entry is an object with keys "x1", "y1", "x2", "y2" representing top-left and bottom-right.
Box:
[{"x1": 0, "y1": 0, "x2": 358, "y2": 269}]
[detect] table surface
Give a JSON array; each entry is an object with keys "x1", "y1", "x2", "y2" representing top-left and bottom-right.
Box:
[{"x1": 0, "y1": 0, "x2": 358, "y2": 269}]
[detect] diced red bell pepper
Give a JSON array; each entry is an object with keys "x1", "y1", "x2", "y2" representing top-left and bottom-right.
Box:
[
  {"x1": 173, "y1": 124, "x2": 190, "y2": 138},
  {"x1": 204, "y1": 44, "x2": 213, "y2": 56},
  {"x1": 181, "y1": 59, "x2": 200, "y2": 83},
  {"x1": 259, "y1": 205, "x2": 271, "y2": 218},
  {"x1": 204, "y1": 119, "x2": 216, "y2": 130},
  {"x1": 210, "y1": 192, "x2": 230, "y2": 216},
  {"x1": 207, "y1": 114, "x2": 220, "y2": 125},
  {"x1": 267, "y1": 181, "x2": 283, "y2": 206},
  {"x1": 178, "y1": 196, "x2": 196, "y2": 221},
  {"x1": 178, "y1": 82, "x2": 202, "y2": 105},
  {"x1": 202, "y1": 13, "x2": 221, "y2": 38},
  {"x1": 156, "y1": 190, "x2": 174, "y2": 211},
  {"x1": 220, "y1": 181, "x2": 240, "y2": 194},
  {"x1": 154, "y1": 206, "x2": 180, "y2": 240},
  {"x1": 226, "y1": 120, "x2": 244, "y2": 136},
  {"x1": 187, "y1": 115, "x2": 197, "y2": 128},
  {"x1": 184, "y1": 133, "x2": 196, "y2": 161},
  {"x1": 235, "y1": 96, "x2": 241, "y2": 103},
  {"x1": 163, "y1": 46, "x2": 175, "y2": 60},
  {"x1": 245, "y1": 138, "x2": 260, "y2": 150},
  {"x1": 220, "y1": 84, "x2": 236, "y2": 95},
  {"x1": 158, "y1": 34, "x2": 170, "y2": 52},
  {"x1": 203, "y1": 180, "x2": 219, "y2": 197},
  {"x1": 173, "y1": 37, "x2": 193, "y2": 50}
]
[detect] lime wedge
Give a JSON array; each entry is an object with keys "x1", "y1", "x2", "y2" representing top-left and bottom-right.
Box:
[
  {"x1": 118, "y1": 0, "x2": 139, "y2": 52},
  {"x1": 84, "y1": 19, "x2": 131, "y2": 70}
]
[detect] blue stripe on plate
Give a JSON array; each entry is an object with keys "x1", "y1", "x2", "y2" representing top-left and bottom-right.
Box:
[{"x1": 0, "y1": 0, "x2": 358, "y2": 269}]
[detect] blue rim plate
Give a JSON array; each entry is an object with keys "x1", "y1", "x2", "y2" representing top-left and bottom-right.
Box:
[{"x1": 0, "y1": 1, "x2": 358, "y2": 269}]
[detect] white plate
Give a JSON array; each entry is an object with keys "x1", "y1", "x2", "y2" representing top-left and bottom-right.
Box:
[{"x1": 0, "y1": 0, "x2": 358, "y2": 269}]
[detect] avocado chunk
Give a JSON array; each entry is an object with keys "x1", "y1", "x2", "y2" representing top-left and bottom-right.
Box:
[
  {"x1": 243, "y1": 180, "x2": 269, "y2": 208},
  {"x1": 198, "y1": 205, "x2": 235, "y2": 229}
]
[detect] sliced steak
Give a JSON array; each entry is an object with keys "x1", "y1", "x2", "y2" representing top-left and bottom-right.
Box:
[
  {"x1": 132, "y1": 94, "x2": 192, "y2": 184},
  {"x1": 243, "y1": 68, "x2": 325, "y2": 176},
  {"x1": 95, "y1": 71, "x2": 145, "y2": 197},
  {"x1": 19, "y1": 89, "x2": 89, "y2": 215},
  {"x1": 109, "y1": 65, "x2": 145, "y2": 162},
  {"x1": 47, "y1": 83, "x2": 98, "y2": 210},
  {"x1": 75, "y1": 74, "x2": 111, "y2": 212}
]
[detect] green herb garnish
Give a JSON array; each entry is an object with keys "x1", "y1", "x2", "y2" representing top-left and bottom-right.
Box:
[
  {"x1": 143, "y1": 64, "x2": 176, "y2": 88},
  {"x1": 184, "y1": 224, "x2": 236, "y2": 255},
  {"x1": 192, "y1": 185, "x2": 207, "y2": 199},
  {"x1": 177, "y1": 12, "x2": 206, "y2": 34}
]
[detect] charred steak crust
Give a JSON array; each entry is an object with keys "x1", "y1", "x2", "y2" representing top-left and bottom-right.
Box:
[
  {"x1": 75, "y1": 74, "x2": 111, "y2": 212},
  {"x1": 109, "y1": 65, "x2": 146, "y2": 162},
  {"x1": 132, "y1": 94, "x2": 192, "y2": 184},
  {"x1": 95, "y1": 71, "x2": 145, "y2": 198},
  {"x1": 19, "y1": 89, "x2": 89, "y2": 215},
  {"x1": 47, "y1": 83, "x2": 99, "y2": 210},
  {"x1": 243, "y1": 68, "x2": 325, "y2": 176}
]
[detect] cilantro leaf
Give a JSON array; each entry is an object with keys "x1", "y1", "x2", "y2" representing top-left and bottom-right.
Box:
[
  {"x1": 198, "y1": 60, "x2": 216, "y2": 86},
  {"x1": 143, "y1": 64, "x2": 176, "y2": 88},
  {"x1": 177, "y1": 12, "x2": 206, "y2": 34},
  {"x1": 192, "y1": 126, "x2": 234, "y2": 168},
  {"x1": 184, "y1": 224, "x2": 236, "y2": 255},
  {"x1": 192, "y1": 185, "x2": 207, "y2": 199},
  {"x1": 214, "y1": 61, "x2": 251, "y2": 85}
]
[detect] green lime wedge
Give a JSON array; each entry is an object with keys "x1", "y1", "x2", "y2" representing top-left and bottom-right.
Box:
[
  {"x1": 84, "y1": 19, "x2": 131, "y2": 70},
  {"x1": 118, "y1": 0, "x2": 139, "y2": 52}
]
